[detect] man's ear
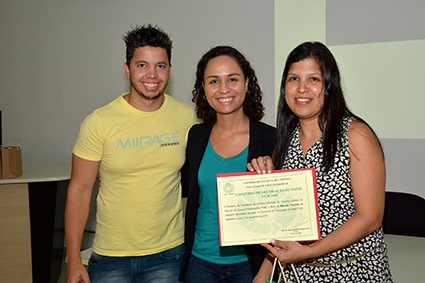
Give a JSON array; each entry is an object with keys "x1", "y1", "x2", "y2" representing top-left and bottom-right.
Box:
[{"x1": 124, "y1": 62, "x2": 130, "y2": 79}]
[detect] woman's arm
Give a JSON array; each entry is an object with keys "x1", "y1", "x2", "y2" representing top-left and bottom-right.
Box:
[
  {"x1": 253, "y1": 253, "x2": 275, "y2": 283},
  {"x1": 262, "y1": 120, "x2": 386, "y2": 263}
]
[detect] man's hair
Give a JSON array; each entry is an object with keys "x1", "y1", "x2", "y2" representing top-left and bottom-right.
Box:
[{"x1": 123, "y1": 24, "x2": 173, "y2": 66}]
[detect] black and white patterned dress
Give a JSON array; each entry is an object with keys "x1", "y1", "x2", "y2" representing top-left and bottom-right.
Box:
[{"x1": 278, "y1": 116, "x2": 392, "y2": 282}]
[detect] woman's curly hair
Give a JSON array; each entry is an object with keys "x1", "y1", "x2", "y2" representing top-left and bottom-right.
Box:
[{"x1": 192, "y1": 46, "x2": 265, "y2": 124}]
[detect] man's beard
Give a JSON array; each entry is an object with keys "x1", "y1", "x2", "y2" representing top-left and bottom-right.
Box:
[{"x1": 131, "y1": 80, "x2": 165, "y2": 101}]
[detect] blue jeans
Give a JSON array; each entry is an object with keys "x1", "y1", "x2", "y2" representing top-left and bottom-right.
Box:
[
  {"x1": 184, "y1": 255, "x2": 252, "y2": 283},
  {"x1": 88, "y1": 243, "x2": 184, "y2": 283}
]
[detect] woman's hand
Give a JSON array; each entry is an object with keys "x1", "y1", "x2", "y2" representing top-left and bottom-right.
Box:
[
  {"x1": 247, "y1": 155, "x2": 274, "y2": 174},
  {"x1": 261, "y1": 240, "x2": 311, "y2": 265}
]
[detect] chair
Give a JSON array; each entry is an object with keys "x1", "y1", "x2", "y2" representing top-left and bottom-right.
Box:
[{"x1": 382, "y1": 191, "x2": 425, "y2": 237}]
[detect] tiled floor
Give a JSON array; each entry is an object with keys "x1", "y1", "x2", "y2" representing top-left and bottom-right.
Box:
[{"x1": 57, "y1": 235, "x2": 425, "y2": 282}]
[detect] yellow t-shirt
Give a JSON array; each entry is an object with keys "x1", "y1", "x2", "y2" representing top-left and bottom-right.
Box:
[{"x1": 73, "y1": 93, "x2": 196, "y2": 256}]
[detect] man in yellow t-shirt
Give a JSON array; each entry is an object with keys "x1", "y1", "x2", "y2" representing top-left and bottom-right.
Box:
[{"x1": 65, "y1": 24, "x2": 196, "y2": 283}]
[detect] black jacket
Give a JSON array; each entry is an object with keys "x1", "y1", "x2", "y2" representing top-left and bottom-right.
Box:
[{"x1": 179, "y1": 119, "x2": 276, "y2": 280}]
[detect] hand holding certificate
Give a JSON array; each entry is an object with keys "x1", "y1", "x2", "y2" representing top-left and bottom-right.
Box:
[{"x1": 216, "y1": 168, "x2": 320, "y2": 246}]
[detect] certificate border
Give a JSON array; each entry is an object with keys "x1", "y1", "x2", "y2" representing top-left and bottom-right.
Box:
[{"x1": 216, "y1": 168, "x2": 320, "y2": 246}]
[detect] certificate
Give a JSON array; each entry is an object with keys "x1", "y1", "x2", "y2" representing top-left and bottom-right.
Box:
[{"x1": 216, "y1": 168, "x2": 320, "y2": 246}]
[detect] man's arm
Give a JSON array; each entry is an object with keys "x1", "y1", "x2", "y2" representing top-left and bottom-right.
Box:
[{"x1": 65, "y1": 154, "x2": 100, "y2": 282}]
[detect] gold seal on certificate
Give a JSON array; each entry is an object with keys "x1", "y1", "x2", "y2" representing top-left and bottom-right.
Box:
[{"x1": 216, "y1": 168, "x2": 320, "y2": 246}]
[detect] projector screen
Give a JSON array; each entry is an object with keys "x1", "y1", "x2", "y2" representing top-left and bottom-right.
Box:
[
  {"x1": 276, "y1": 0, "x2": 425, "y2": 139},
  {"x1": 275, "y1": 0, "x2": 425, "y2": 199}
]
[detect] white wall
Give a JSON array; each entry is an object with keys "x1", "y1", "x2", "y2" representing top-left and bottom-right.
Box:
[
  {"x1": 276, "y1": 1, "x2": 425, "y2": 199},
  {"x1": 2, "y1": 0, "x2": 424, "y2": 246},
  {"x1": 0, "y1": 0, "x2": 275, "y2": 247},
  {"x1": 0, "y1": 0, "x2": 276, "y2": 166}
]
